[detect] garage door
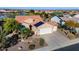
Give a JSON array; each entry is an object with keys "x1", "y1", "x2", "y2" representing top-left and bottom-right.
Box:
[{"x1": 38, "y1": 27, "x2": 53, "y2": 35}]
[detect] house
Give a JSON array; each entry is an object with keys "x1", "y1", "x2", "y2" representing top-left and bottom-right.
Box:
[
  {"x1": 73, "y1": 14, "x2": 79, "y2": 23},
  {"x1": 73, "y1": 14, "x2": 79, "y2": 18},
  {"x1": 63, "y1": 14, "x2": 72, "y2": 18},
  {"x1": 73, "y1": 14, "x2": 79, "y2": 34},
  {"x1": 16, "y1": 15, "x2": 43, "y2": 29},
  {"x1": 51, "y1": 16, "x2": 62, "y2": 23},
  {"x1": 16, "y1": 15, "x2": 58, "y2": 35},
  {"x1": 60, "y1": 16, "x2": 73, "y2": 21},
  {"x1": 51, "y1": 16, "x2": 66, "y2": 26}
]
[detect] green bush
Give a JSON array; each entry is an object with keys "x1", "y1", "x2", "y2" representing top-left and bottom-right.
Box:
[
  {"x1": 29, "y1": 44, "x2": 35, "y2": 50},
  {"x1": 39, "y1": 38, "x2": 45, "y2": 46}
]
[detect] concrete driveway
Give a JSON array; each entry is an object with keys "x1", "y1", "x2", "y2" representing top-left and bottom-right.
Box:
[{"x1": 33, "y1": 31, "x2": 79, "y2": 51}]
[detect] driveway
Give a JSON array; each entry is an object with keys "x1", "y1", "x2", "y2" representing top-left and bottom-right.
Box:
[{"x1": 33, "y1": 31, "x2": 79, "y2": 51}]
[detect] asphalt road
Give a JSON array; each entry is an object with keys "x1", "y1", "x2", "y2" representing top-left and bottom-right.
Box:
[{"x1": 54, "y1": 43, "x2": 79, "y2": 51}]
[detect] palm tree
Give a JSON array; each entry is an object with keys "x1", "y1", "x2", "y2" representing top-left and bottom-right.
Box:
[{"x1": 3, "y1": 18, "x2": 20, "y2": 34}]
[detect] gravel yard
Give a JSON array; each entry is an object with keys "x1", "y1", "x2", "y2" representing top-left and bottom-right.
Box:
[{"x1": 8, "y1": 36, "x2": 47, "y2": 51}]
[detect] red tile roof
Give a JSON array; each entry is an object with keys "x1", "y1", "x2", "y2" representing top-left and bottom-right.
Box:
[{"x1": 16, "y1": 15, "x2": 43, "y2": 25}]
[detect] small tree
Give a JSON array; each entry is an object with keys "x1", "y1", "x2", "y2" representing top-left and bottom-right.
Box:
[
  {"x1": 75, "y1": 22, "x2": 79, "y2": 27},
  {"x1": 65, "y1": 20, "x2": 79, "y2": 28},
  {"x1": 20, "y1": 28, "x2": 33, "y2": 39},
  {"x1": 39, "y1": 38, "x2": 45, "y2": 46},
  {"x1": 65, "y1": 20, "x2": 76, "y2": 27},
  {"x1": 29, "y1": 44, "x2": 35, "y2": 50}
]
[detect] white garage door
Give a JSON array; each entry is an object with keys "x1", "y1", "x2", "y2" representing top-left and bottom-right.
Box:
[{"x1": 38, "y1": 27, "x2": 53, "y2": 35}]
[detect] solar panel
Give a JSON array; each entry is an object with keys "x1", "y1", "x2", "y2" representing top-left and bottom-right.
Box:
[{"x1": 34, "y1": 21, "x2": 44, "y2": 27}]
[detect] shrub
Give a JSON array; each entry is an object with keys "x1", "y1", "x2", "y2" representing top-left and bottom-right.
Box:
[
  {"x1": 67, "y1": 33, "x2": 75, "y2": 39},
  {"x1": 39, "y1": 38, "x2": 45, "y2": 46},
  {"x1": 29, "y1": 44, "x2": 35, "y2": 50}
]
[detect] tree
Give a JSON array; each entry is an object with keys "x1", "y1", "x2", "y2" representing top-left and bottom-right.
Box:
[
  {"x1": 75, "y1": 22, "x2": 79, "y2": 27},
  {"x1": 70, "y1": 14, "x2": 76, "y2": 17},
  {"x1": 29, "y1": 10, "x2": 35, "y2": 15},
  {"x1": 65, "y1": 20, "x2": 79, "y2": 28},
  {"x1": 39, "y1": 38, "x2": 45, "y2": 46},
  {"x1": 40, "y1": 11, "x2": 49, "y2": 21},
  {"x1": 0, "y1": 30, "x2": 6, "y2": 50},
  {"x1": 29, "y1": 44, "x2": 35, "y2": 50},
  {"x1": 65, "y1": 20, "x2": 76, "y2": 27},
  {"x1": 20, "y1": 28, "x2": 33, "y2": 39},
  {"x1": 51, "y1": 12, "x2": 63, "y2": 17},
  {"x1": 4, "y1": 33, "x2": 19, "y2": 48},
  {"x1": 6, "y1": 12, "x2": 19, "y2": 18},
  {"x1": 3, "y1": 18, "x2": 20, "y2": 34}
]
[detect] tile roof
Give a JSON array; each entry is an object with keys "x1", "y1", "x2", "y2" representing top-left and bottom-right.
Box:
[{"x1": 16, "y1": 15, "x2": 43, "y2": 25}]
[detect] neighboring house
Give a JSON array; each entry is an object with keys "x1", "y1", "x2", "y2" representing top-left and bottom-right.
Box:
[
  {"x1": 16, "y1": 15, "x2": 58, "y2": 35},
  {"x1": 60, "y1": 17, "x2": 73, "y2": 21},
  {"x1": 63, "y1": 14, "x2": 72, "y2": 18},
  {"x1": 51, "y1": 16, "x2": 65, "y2": 26},
  {"x1": 34, "y1": 10, "x2": 53, "y2": 14},
  {"x1": 75, "y1": 28, "x2": 79, "y2": 34},
  {"x1": 73, "y1": 14, "x2": 79, "y2": 23},
  {"x1": 51, "y1": 16, "x2": 61, "y2": 23}
]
